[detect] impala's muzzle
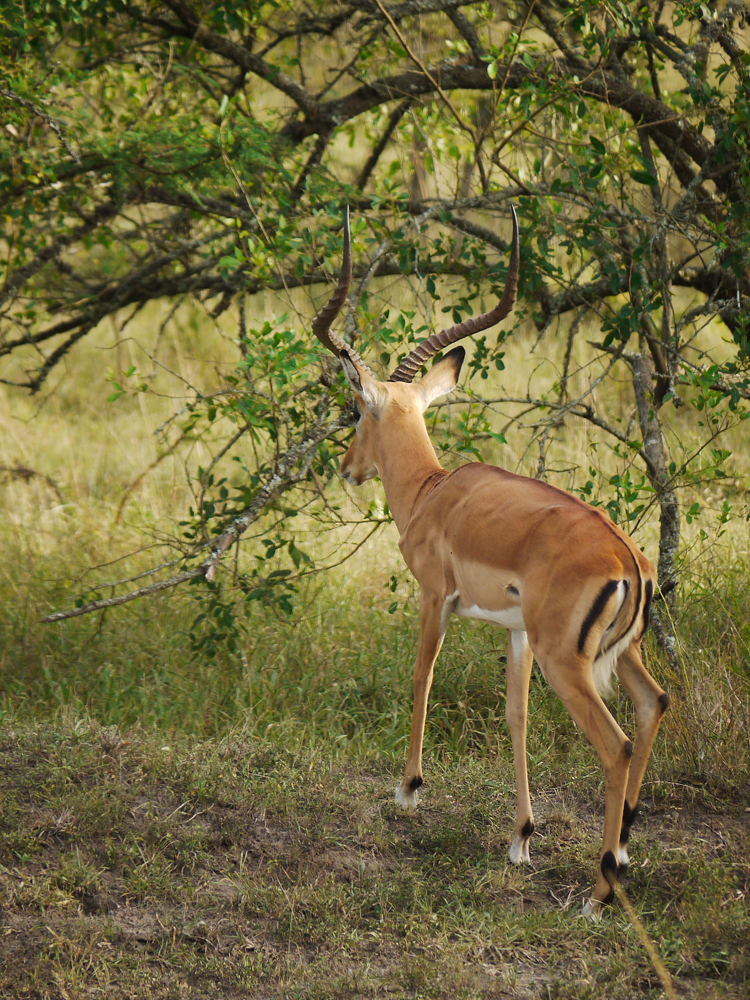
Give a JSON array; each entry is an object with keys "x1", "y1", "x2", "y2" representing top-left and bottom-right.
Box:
[
  {"x1": 339, "y1": 461, "x2": 376, "y2": 486},
  {"x1": 339, "y1": 423, "x2": 378, "y2": 485}
]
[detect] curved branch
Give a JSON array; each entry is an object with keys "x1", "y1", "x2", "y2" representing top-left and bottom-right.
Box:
[
  {"x1": 280, "y1": 62, "x2": 515, "y2": 143},
  {"x1": 159, "y1": 0, "x2": 321, "y2": 120},
  {"x1": 0, "y1": 200, "x2": 121, "y2": 311}
]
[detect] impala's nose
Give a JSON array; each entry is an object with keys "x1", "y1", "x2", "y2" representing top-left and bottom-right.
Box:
[
  {"x1": 340, "y1": 467, "x2": 361, "y2": 486},
  {"x1": 340, "y1": 461, "x2": 373, "y2": 486}
]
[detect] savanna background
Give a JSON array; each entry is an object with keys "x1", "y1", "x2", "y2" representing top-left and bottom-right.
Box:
[{"x1": 1, "y1": 1, "x2": 749, "y2": 997}]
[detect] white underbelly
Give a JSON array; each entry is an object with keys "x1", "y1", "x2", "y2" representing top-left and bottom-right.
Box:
[{"x1": 456, "y1": 602, "x2": 526, "y2": 631}]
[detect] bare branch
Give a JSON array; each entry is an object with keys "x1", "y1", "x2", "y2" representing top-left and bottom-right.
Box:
[
  {"x1": 0, "y1": 86, "x2": 80, "y2": 162},
  {"x1": 159, "y1": 0, "x2": 322, "y2": 120},
  {"x1": 38, "y1": 568, "x2": 203, "y2": 623},
  {"x1": 356, "y1": 98, "x2": 413, "y2": 190}
]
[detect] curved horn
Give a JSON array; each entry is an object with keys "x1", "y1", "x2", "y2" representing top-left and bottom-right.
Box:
[
  {"x1": 388, "y1": 204, "x2": 520, "y2": 384},
  {"x1": 311, "y1": 207, "x2": 374, "y2": 374}
]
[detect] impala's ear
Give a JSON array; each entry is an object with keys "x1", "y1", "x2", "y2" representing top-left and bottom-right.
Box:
[
  {"x1": 415, "y1": 346, "x2": 465, "y2": 411},
  {"x1": 340, "y1": 350, "x2": 386, "y2": 414}
]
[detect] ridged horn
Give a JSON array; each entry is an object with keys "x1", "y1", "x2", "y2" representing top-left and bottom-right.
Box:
[
  {"x1": 311, "y1": 207, "x2": 373, "y2": 374},
  {"x1": 388, "y1": 204, "x2": 520, "y2": 383}
]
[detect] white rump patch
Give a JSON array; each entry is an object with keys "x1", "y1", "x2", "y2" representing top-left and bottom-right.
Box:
[
  {"x1": 591, "y1": 580, "x2": 635, "y2": 698},
  {"x1": 591, "y1": 642, "x2": 624, "y2": 699},
  {"x1": 601, "y1": 580, "x2": 628, "y2": 638}
]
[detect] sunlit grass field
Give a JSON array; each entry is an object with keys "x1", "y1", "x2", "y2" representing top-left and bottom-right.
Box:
[
  {"x1": 1, "y1": 299, "x2": 749, "y2": 997},
  {"x1": 1, "y1": 294, "x2": 748, "y2": 749}
]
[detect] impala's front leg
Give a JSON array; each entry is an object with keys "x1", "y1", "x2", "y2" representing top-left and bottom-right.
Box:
[{"x1": 396, "y1": 591, "x2": 447, "y2": 810}]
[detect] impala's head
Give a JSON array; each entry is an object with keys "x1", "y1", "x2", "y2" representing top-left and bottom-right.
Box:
[
  {"x1": 338, "y1": 346, "x2": 467, "y2": 485},
  {"x1": 310, "y1": 206, "x2": 519, "y2": 485}
]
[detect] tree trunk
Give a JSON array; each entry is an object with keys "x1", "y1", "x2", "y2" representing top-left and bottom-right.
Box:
[{"x1": 631, "y1": 351, "x2": 680, "y2": 670}]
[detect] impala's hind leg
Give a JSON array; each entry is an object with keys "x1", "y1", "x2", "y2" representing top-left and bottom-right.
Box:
[
  {"x1": 505, "y1": 630, "x2": 535, "y2": 864},
  {"x1": 615, "y1": 642, "x2": 669, "y2": 867},
  {"x1": 539, "y1": 658, "x2": 633, "y2": 916},
  {"x1": 396, "y1": 590, "x2": 447, "y2": 810}
]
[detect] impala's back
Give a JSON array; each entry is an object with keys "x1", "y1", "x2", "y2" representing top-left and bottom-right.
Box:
[{"x1": 399, "y1": 461, "x2": 655, "y2": 695}]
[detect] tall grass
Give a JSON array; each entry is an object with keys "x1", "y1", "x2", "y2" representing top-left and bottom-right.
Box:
[
  {"x1": 1, "y1": 500, "x2": 748, "y2": 804},
  {"x1": 1, "y1": 301, "x2": 749, "y2": 794}
]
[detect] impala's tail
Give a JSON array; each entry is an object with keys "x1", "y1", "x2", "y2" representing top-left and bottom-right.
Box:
[{"x1": 581, "y1": 567, "x2": 653, "y2": 698}]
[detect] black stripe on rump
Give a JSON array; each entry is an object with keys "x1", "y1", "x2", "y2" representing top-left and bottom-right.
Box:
[
  {"x1": 578, "y1": 580, "x2": 620, "y2": 653},
  {"x1": 623, "y1": 552, "x2": 641, "y2": 643},
  {"x1": 640, "y1": 579, "x2": 654, "y2": 639}
]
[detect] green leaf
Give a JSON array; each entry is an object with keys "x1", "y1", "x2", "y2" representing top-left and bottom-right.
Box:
[{"x1": 630, "y1": 169, "x2": 658, "y2": 186}]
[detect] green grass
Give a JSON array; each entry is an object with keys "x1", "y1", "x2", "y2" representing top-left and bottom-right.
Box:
[
  {"x1": 1, "y1": 547, "x2": 749, "y2": 997},
  {"x1": 2, "y1": 544, "x2": 749, "y2": 780},
  {"x1": 1, "y1": 714, "x2": 748, "y2": 999}
]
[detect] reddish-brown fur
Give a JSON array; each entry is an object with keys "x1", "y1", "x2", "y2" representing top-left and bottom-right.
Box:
[{"x1": 339, "y1": 346, "x2": 668, "y2": 915}]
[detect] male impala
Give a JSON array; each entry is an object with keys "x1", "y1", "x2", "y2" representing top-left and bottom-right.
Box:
[{"x1": 311, "y1": 207, "x2": 668, "y2": 916}]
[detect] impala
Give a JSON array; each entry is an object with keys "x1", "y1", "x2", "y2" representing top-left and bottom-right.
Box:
[{"x1": 311, "y1": 207, "x2": 668, "y2": 915}]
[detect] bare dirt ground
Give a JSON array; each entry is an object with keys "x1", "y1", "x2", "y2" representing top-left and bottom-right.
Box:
[{"x1": 1, "y1": 725, "x2": 748, "y2": 998}]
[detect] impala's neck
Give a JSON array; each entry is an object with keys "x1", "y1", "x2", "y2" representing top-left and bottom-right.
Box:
[{"x1": 376, "y1": 411, "x2": 446, "y2": 533}]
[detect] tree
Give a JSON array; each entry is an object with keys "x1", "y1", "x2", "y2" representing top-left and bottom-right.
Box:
[{"x1": 2, "y1": 0, "x2": 748, "y2": 653}]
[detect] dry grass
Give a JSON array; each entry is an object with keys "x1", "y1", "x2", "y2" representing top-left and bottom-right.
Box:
[{"x1": 1, "y1": 718, "x2": 748, "y2": 999}]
